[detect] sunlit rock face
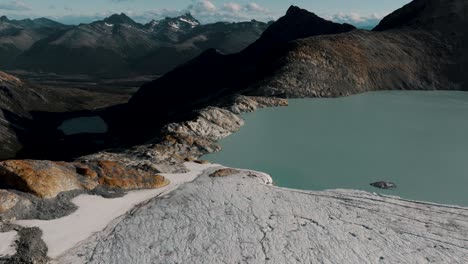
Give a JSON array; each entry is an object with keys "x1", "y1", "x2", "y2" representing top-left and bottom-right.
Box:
[{"x1": 0, "y1": 159, "x2": 169, "y2": 198}]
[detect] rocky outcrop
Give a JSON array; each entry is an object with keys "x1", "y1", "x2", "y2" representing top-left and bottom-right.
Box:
[
  {"x1": 227, "y1": 95, "x2": 288, "y2": 114},
  {"x1": 0, "y1": 160, "x2": 169, "y2": 198},
  {"x1": 165, "y1": 107, "x2": 245, "y2": 142},
  {"x1": 0, "y1": 160, "x2": 86, "y2": 198},
  {"x1": 56, "y1": 168, "x2": 468, "y2": 264},
  {"x1": 209, "y1": 168, "x2": 240, "y2": 177}
]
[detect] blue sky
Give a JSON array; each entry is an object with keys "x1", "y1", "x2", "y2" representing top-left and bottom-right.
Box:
[{"x1": 0, "y1": 0, "x2": 412, "y2": 27}]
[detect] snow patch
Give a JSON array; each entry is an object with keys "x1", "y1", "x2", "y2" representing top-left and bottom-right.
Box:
[
  {"x1": 0, "y1": 231, "x2": 17, "y2": 257},
  {"x1": 104, "y1": 23, "x2": 113, "y2": 27},
  {"x1": 169, "y1": 22, "x2": 180, "y2": 30},
  {"x1": 15, "y1": 162, "x2": 218, "y2": 259},
  {"x1": 179, "y1": 17, "x2": 199, "y2": 27}
]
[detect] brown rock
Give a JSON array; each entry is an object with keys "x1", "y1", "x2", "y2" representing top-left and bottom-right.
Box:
[
  {"x1": 0, "y1": 160, "x2": 84, "y2": 198},
  {"x1": 91, "y1": 160, "x2": 170, "y2": 189},
  {"x1": 184, "y1": 157, "x2": 196, "y2": 162},
  {"x1": 0, "y1": 159, "x2": 170, "y2": 198},
  {"x1": 0, "y1": 190, "x2": 20, "y2": 213},
  {"x1": 210, "y1": 168, "x2": 240, "y2": 177},
  {"x1": 75, "y1": 165, "x2": 98, "y2": 179}
]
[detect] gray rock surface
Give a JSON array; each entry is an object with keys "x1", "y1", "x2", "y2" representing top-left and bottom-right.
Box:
[{"x1": 57, "y1": 167, "x2": 468, "y2": 264}]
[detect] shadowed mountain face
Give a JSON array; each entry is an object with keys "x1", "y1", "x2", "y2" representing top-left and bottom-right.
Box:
[
  {"x1": 373, "y1": 0, "x2": 467, "y2": 31},
  {"x1": 247, "y1": 6, "x2": 355, "y2": 48},
  {"x1": 0, "y1": 71, "x2": 133, "y2": 160},
  {"x1": 124, "y1": 1, "x2": 467, "y2": 144},
  {"x1": 3, "y1": 13, "x2": 270, "y2": 77},
  {"x1": 0, "y1": 16, "x2": 69, "y2": 65}
]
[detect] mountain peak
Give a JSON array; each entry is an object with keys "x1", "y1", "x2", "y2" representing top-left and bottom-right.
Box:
[
  {"x1": 286, "y1": 5, "x2": 305, "y2": 16},
  {"x1": 0, "y1": 16, "x2": 9, "y2": 22},
  {"x1": 253, "y1": 6, "x2": 355, "y2": 46},
  {"x1": 182, "y1": 12, "x2": 196, "y2": 21},
  {"x1": 103, "y1": 13, "x2": 136, "y2": 25}
]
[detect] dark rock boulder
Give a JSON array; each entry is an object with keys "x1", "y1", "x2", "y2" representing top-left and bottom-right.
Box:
[{"x1": 370, "y1": 181, "x2": 397, "y2": 190}]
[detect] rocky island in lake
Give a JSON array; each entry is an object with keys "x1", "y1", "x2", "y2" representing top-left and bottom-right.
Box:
[{"x1": 1, "y1": 0, "x2": 468, "y2": 263}]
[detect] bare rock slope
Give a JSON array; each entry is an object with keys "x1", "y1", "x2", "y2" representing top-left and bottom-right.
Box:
[{"x1": 57, "y1": 168, "x2": 468, "y2": 264}]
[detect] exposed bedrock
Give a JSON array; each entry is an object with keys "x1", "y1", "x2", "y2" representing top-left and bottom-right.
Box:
[{"x1": 57, "y1": 169, "x2": 468, "y2": 264}]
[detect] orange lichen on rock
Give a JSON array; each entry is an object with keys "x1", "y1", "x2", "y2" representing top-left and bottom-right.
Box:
[
  {"x1": 0, "y1": 160, "x2": 84, "y2": 198},
  {"x1": 0, "y1": 159, "x2": 170, "y2": 198}
]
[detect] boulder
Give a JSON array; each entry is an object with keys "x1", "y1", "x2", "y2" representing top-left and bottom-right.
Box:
[
  {"x1": 0, "y1": 160, "x2": 86, "y2": 198},
  {"x1": 0, "y1": 160, "x2": 170, "y2": 198},
  {"x1": 370, "y1": 181, "x2": 397, "y2": 189}
]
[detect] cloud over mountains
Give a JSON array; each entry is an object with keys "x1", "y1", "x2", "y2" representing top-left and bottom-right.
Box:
[{"x1": 0, "y1": 0, "x2": 30, "y2": 11}]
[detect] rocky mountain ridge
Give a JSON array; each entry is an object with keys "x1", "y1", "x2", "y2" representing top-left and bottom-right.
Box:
[{"x1": 0, "y1": 16, "x2": 69, "y2": 65}]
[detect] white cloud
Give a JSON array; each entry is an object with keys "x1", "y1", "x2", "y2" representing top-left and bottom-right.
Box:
[
  {"x1": 326, "y1": 12, "x2": 386, "y2": 28},
  {"x1": 182, "y1": 1, "x2": 271, "y2": 23},
  {"x1": 188, "y1": 0, "x2": 216, "y2": 13},
  {"x1": 0, "y1": 0, "x2": 30, "y2": 11},
  {"x1": 223, "y1": 2, "x2": 242, "y2": 13},
  {"x1": 29, "y1": 1, "x2": 274, "y2": 25},
  {"x1": 245, "y1": 3, "x2": 268, "y2": 13}
]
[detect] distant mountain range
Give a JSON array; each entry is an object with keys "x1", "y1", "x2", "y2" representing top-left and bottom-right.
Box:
[{"x1": 0, "y1": 13, "x2": 271, "y2": 77}]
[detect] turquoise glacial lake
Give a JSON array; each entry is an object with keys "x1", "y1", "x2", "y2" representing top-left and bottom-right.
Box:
[{"x1": 204, "y1": 91, "x2": 468, "y2": 206}]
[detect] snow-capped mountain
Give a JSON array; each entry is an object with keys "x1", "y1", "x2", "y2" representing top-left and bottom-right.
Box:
[
  {"x1": 145, "y1": 13, "x2": 201, "y2": 42},
  {"x1": 3, "y1": 13, "x2": 271, "y2": 77}
]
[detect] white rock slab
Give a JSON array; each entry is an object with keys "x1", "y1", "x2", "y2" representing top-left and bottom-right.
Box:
[
  {"x1": 0, "y1": 231, "x2": 17, "y2": 257},
  {"x1": 57, "y1": 168, "x2": 468, "y2": 264}
]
